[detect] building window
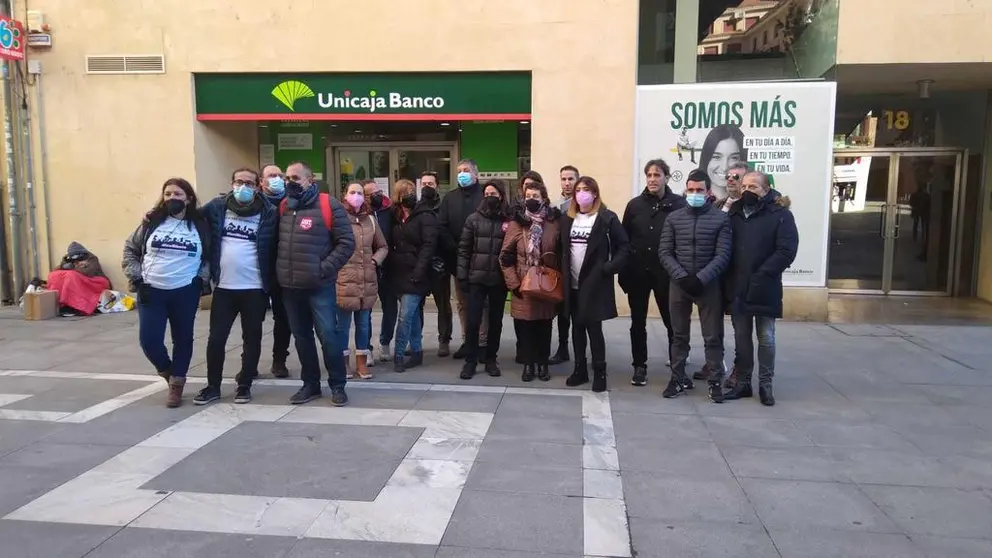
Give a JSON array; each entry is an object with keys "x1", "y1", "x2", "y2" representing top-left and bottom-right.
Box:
[
  {"x1": 726, "y1": 43, "x2": 742, "y2": 53},
  {"x1": 723, "y1": 19, "x2": 736, "y2": 33},
  {"x1": 637, "y1": 0, "x2": 677, "y2": 85},
  {"x1": 746, "y1": 17, "x2": 758, "y2": 29},
  {"x1": 703, "y1": 46, "x2": 718, "y2": 55}
]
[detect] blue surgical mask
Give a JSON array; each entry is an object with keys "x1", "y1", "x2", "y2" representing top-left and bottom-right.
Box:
[
  {"x1": 267, "y1": 176, "x2": 285, "y2": 196},
  {"x1": 457, "y1": 172, "x2": 474, "y2": 188},
  {"x1": 233, "y1": 185, "x2": 255, "y2": 204},
  {"x1": 686, "y1": 192, "x2": 707, "y2": 208}
]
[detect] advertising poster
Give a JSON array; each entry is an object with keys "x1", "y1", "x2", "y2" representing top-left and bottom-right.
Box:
[{"x1": 635, "y1": 81, "x2": 837, "y2": 287}]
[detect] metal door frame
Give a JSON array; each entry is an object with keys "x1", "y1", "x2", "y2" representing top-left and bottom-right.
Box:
[
  {"x1": 327, "y1": 142, "x2": 458, "y2": 196},
  {"x1": 829, "y1": 147, "x2": 965, "y2": 296}
]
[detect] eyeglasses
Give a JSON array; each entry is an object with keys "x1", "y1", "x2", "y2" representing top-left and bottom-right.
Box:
[
  {"x1": 233, "y1": 179, "x2": 257, "y2": 187},
  {"x1": 726, "y1": 173, "x2": 742, "y2": 181}
]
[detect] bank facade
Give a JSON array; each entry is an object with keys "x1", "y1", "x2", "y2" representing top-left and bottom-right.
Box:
[{"x1": 2, "y1": 0, "x2": 991, "y2": 319}]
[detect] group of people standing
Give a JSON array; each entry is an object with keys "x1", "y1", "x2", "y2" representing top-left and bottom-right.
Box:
[{"x1": 122, "y1": 153, "x2": 797, "y2": 409}]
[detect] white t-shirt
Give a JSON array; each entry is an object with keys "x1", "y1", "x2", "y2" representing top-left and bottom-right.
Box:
[
  {"x1": 569, "y1": 212, "x2": 597, "y2": 284},
  {"x1": 143, "y1": 217, "x2": 203, "y2": 290},
  {"x1": 218, "y1": 211, "x2": 262, "y2": 290}
]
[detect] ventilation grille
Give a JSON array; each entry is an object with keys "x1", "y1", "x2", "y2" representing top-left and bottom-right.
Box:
[{"x1": 85, "y1": 55, "x2": 165, "y2": 75}]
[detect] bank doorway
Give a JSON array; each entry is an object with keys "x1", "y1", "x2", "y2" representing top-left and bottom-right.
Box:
[
  {"x1": 828, "y1": 148, "x2": 965, "y2": 295},
  {"x1": 328, "y1": 142, "x2": 457, "y2": 198}
]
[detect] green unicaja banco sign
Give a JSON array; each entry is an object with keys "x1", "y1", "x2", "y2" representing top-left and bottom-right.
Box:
[{"x1": 195, "y1": 72, "x2": 532, "y2": 121}]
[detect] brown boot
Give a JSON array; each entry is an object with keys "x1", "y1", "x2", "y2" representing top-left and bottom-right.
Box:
[
  {"x1": 356, "y1": 353, "x2": 373, "y2": 380},
  {"x1": 166, "y1": 376, "x2": 186, "y2": 408}
]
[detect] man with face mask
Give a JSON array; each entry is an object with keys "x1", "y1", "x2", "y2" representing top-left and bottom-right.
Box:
[
  {"x1": 437, "y1": 158, "x2": 486, "y2": 359},
  {"x1": 276, "y1": 161, "x2": 355, "y2": 406},
  {"x1": 619, "y1": 159, "x2": 687, "y2": 387},
  {"x1": 722, "y1": 171, "x2": 797, "y2": 406},
  {"x1": 659, "y1": 169, "x2": 732, "y2": 403},
  {"x1": 258, "y1": 165, "x2": 293, "y2": 377},
  {"x1": 415, "y1": 171, "x2": 454, "y2": 357},
  {"x1": 197, "y1": 168, "x2": 279, "y2": 405},
  {"x1": 361, "y1": 178, "x2": 396, "y2": 364}
]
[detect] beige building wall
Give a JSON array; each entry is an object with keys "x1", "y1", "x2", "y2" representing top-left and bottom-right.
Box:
[
  {"x1": 26, "y1": 0, "x2": 639, "y2": 294},
  {"x1": 836, "y1": 0, "x2": 992, "y2": 65}
]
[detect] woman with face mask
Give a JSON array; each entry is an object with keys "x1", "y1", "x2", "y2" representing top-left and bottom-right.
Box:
[
  {"x1": 500, "y1": 180, "x2": 562, "y2": 382},
  {"x1": 335, "y1": 182, "x2": 389, "y2": 380},
  {"x1": 122, "y1": 178, "x2": 211, "y2": 408},
  {"x1": 560, "y1": 176, "x2": 630, "y2": 392},
  {"x1": 384, "y1": 179, "x2": 438, "y2": 372},
  {"x1": 456, "y1": 180, "x2": 511, "y2": 380}
]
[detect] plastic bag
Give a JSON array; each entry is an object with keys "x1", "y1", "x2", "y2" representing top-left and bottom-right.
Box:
[{"x1": 97, "y1": 290, "x2": 136, "y2": 313}]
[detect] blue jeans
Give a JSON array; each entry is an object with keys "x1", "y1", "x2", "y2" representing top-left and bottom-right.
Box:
[
  {"x1": 137, "y1": 281, "x2": 201, "y2": 378},
  {"x1": 336, "y1": 308, "x2": 372, "y2": 354},
  {"x1": 393, "y1": 294, "x2": 424, "y2": 358},
  {"x1": 373, "y1": 282, "x2": 398, "y2": 347},
  {"x1": 282, "y1": 284, "x2": 347, "y2": 390},
  {"x1": 731, "y1": 314, "x2": 776, "y2": 386}
]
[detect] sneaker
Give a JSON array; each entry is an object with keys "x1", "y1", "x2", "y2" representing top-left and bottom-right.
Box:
[
  {"x1": 485, "y1": 360, "x2": 502, "y2": 377},
  {"x1": 270, "y1": 361, "x2": 289, "y2": 379},
  {"x1": 379, "y1": 344, "x2": 392, "y2": 363},
  {"x1": 459, "y1": 361, "x2": 476, "y2": 380},
  {"x1": 662, "y1": 377, "x2": 685, "y2": 398},
  {"x1": 330, "y1": 388, "x2": 349, "y2": 407},
  {"x1": 631, "y1": 366, "x2": 647, "y2": 387},
  {"x1": 234, "y1": 385, "x2": 252, "y2": 404},
  {"x1": 290, "y1": 385, "x2": 321, "y2": 405},
  {"x1": 193, "y1": 386, "x2": 221, "y2": 406},
  {"x1": 709, "y1": 382, "x2": 724, "y2": 404},
  {"x1": 438, "y1": 342, "x2": 451, "y2": 358},
  {"x1": 681, "y1": 377, "x2": 695, "y2": 391}
]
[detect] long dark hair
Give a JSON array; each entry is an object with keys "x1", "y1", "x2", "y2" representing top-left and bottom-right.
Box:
[
  {"x1": 147, "y1": 177, "x2": 202, "y2": 229},
  {"x1": 478, "y1": 179, "x2": 510, "y2": 217}
]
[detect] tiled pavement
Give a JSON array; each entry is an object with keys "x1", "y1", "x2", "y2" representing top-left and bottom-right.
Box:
[{"x1": 1, "y1": 308, "x2": 992, "y2": 557}]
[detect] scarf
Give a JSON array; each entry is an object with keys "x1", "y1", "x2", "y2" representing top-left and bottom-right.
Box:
[
  {"x1": 226, "y1": 192, "x2": 264, "y2": 217},
  {"x1": 525, "y1": 207, "x2": 547, "y2": 267},
  {"x1": 286, "y1": 183, "x2": 319, "y2": 210}
]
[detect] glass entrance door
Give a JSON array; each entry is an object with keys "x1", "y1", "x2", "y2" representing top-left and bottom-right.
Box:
[
  {"x1": 330, "y1": 143, "x2": 456, "y2": 198},
  {"x1": 828, "y1": 150, "x2": 962, "y2": 294}
]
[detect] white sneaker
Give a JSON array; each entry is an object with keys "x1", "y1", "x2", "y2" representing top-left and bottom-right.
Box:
[{"x1": 380, "y1": 344, "x2": 392, "y2": 363}]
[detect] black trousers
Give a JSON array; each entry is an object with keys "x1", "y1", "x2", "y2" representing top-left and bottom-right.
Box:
[
  {"x1": 627, "y1": 273, "x2": 673, "y2": 368},
  {"x1": 516, "y1": 318, "x2": 552, "y2": 366},
  {"x1": 553, "y1": 302, "x2": 570, "y2": 353},
  {"x1": 465, "y1": 283, "x2": 507, "y2": 364},
  {"x1": 270, "y1": 286, "x2": 291, "y2": 364},
  {"x1": 418, "y1": 272, "x2": 454, "y2": 343},
  {"x1": 570, "y1": 289, "x2": 606, "y2": 364},
  {"x1": 206, "y1": 288, "x2": 268, "y2": 388}
]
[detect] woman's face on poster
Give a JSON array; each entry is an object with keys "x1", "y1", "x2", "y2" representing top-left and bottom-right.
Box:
[{"x1": 706, "y1": 137, "x2": 743, "y2": 195}]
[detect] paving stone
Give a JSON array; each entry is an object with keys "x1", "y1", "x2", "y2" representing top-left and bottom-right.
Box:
[
  {"x1": 795, "y1": 419, "x2": 921, "y2": 452},
  {"x1": 721, "y1": 445, "x2": 849, "y2": 482},
  {"x1": 0, "y1": 520, "x2": 119, "y2": 558},
  {"x1": 331, "y1": 388, "x2": 426, "y2": 410},
  {"x1": 144, "y1": 422, "x2": 422, "y2": 501},
  {"x1": 6, "y1": 379, "x2": 151, "y2": 413},
  {"x1": 617, "y1": 439, "x2": 731, "y2": 477},
  {"x1": 475, "y1": 438, "x2": 582, "y2": 469},
  {"x1": 0, "y1": 420, "x2": 66, "y2": 457},
  {"x1": 608, "y1": 391, "x2": 697, "y2": 415},
  {"x1": 861, "y1": 485, "x2": 992, "y2": 539},
  {"x1": 486, "y1": 415, "x2": 582, "y2": 444},
  {"x1": 612, "y1": 412, "x2": 711, "y2": 443},
  {"x1": 41, "y1": 400, "x2": 203, "y2": 447},
  {"x1": 741, "y1": 478, "x2": 899, "y2": 533},
  {"x1": 441, "y1": 490, "x2": 583, "y2": 555},
  {"x1": 436, "y1": 548, "x2": 578, "y2": 557},
  {"x1": 0, "y1": 464, "x2": 96, "y2": 516},
  {"x1": 494, "y1": 394, "x2": 580, "y2": 419},
  {"x1": 623, "y1": 472, "x2": 759, "y2": 525},
  {"x1": 413, "y1": 390, "x2": 502, "y2": 413},
  {"x1": 285, "y1": 538, "x2": 436, "y2": 557},
  {"x1": 770, "y1": 529, "x2": 925, "y2": 558},
  {"x1": 704, "y1": 416, "x2": 815, "y2": 448},
  {"x1": 911, "y1": 536, "x2": 992, "y2": 558},
  {"x1": 628, "y1": 517, "x2": 779, "y2": 558},
  {"x1": 84, "y1": 526, "x2": 297, "y2": 558},
  {"x1": 465, "y1": 461, "x2": 582, "y2": 497},
  {"x1": 0, "y1": 442, "x2": 126, "y2": 471}
]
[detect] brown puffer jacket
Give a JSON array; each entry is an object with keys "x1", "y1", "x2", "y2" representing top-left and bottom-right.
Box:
[
  {"x1": 499, "y1": 206, "x2": 562, "y2": 321},
  {"x1": 336, "y1": 207, "x2": 388, "y2": 311}
]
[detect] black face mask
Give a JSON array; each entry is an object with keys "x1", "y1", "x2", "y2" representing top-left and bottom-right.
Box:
[
  {"x1": 421, "y1": 187, "x2": 438, "y2": 201},
  {"x1": 484, "y1": 196, "x2": 501, "y2": 212},
  {"x1": 286, "y1": 181, "x2": 305, "y2": 198},
  {"x1": 524, "y1": 198, "x2": 543, "y2": 213},
  {"x1": 401, "y1": 194, "x2": 418, "y2": 209},
  {"x1": 741, "y1": 191, "x2": 761, "y2": 206},
  {"x1": 370, "y1": 193, "x2": 384, "y2": 210},
  {"x1": 165, "y1": 199, "x2": 186, "y2": 217}
]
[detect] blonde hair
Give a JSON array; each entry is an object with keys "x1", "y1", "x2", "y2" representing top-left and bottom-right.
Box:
[
  {"x1": 391, "y1": 179, "x2": 416, "y2": 205},
  {"x1": 567, "y1": 175, "x2": 603, "y2": 218}
]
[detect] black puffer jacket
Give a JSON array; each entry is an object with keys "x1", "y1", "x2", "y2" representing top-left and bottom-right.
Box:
[
  {"x1": 276, "y1": 190, "x2": 355, "y2": 290},
  {"x1": 437, "y1": 183, "x2": 483, "y2": 269},
  {"x1": 619, "y1": 186, "x2": 687, "y2": 290},
  {"x1": 457, "y1": 207, "x2": 509, "y2": 287},
  {"x1": 385, "y1": 201, "x2": 438, "y2": 296},
  {"x1": 658, "y1": 201, "x2": 732, "y2": 285}
]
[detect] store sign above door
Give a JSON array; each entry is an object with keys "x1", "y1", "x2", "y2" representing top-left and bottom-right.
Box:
[{"x1": 195, "y1": 72, "x2": 531, "y2": 121}]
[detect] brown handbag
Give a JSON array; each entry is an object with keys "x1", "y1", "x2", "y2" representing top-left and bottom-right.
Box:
[{"x1": 520, "y1": 252, "x2": 564, "y2": 304}]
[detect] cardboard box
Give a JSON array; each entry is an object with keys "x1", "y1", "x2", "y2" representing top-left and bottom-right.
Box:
[{"x1": 22, "y1": 290, "x2": 59, "y2": 320}]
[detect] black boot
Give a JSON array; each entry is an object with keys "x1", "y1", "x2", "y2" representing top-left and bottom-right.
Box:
[
  {"x1": 549, "y1": 344, "x2": 570, "y2": 365},
  {"x1": 759, "y1": 384, "x2": 775, "y2": 406},
  {"x1": 565, "y1": 360, "x2": 589, "y2": 387},
  {"x1": 393, "y1": 356, "x2": 405, "y2": 373},
  {"x1": 452, "y1": 344, "x2": 469, "y2": 359},
  {"x1": 521, "y1": 364, "x2": 536, "y2": 382},
  {"x1": 724, "y1": 373, "x2": 753, "y2": 401},
  {"x1": 459, "y1": 361, "x2": 477, "y2": 380},
  {"x1": 403, "y1": 351, "x2": 424, "y2": 369},
  {"x1": 537, "y1": 364, "x2": 551, "y2": 382},
  {"x1": 591, "y1": 362, "x2": 608, "y2": 393},
  {"x1": 485, "y1": 360, "x2": 502, "y2": 377},
  {"x1": 692, "y1": 364, "x2": 711, "y2": 381}
]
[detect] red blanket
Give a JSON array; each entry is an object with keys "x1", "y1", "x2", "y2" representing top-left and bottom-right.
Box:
[{"x1": 46, "y1": 269, "x2": 111, "y2": 315}]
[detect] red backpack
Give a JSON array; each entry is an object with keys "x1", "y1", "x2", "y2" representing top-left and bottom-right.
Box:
[{"x1": 279, "y1": 193, "x2": 333, "y2": 230}]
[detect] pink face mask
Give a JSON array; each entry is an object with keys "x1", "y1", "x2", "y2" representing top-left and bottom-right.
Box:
[
  {"x1": 346, "y1": 192, "x2": 364, "y2": 209},
  {"x1": 576, "y1": 190, "x2": 595, "y2": 208}
]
